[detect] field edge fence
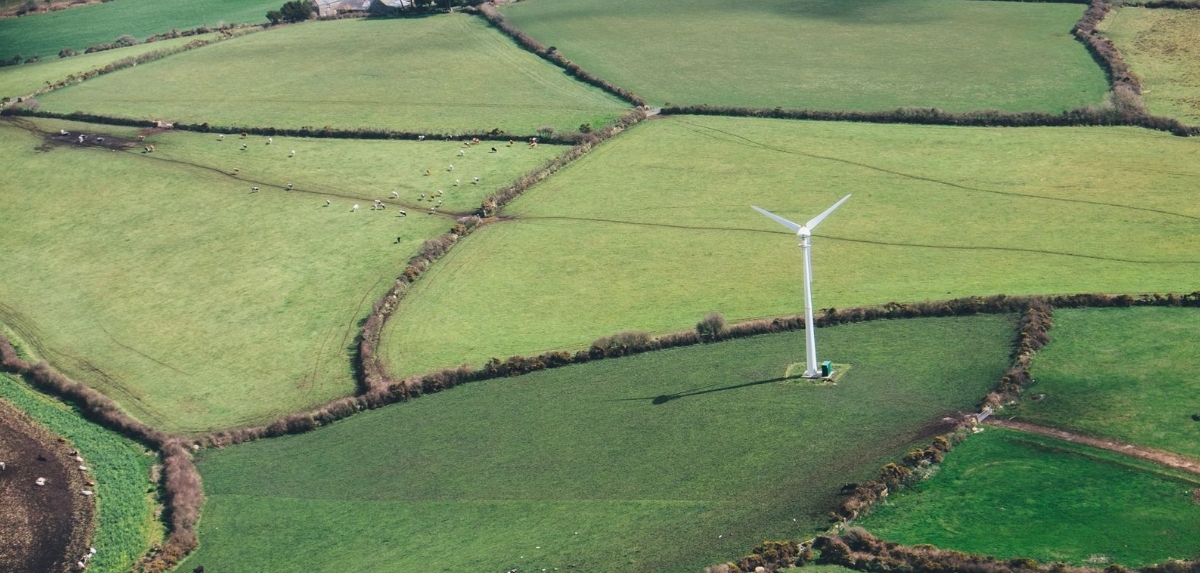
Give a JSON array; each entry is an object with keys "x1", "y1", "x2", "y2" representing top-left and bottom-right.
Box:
[
  {"x1": 198, "y1": 291, "x2": 1199, "y2": 449},
  {"x1": 799, "y1": 529, "x2": 1200, "y2": 573},
  {"x1": 473, "y1": 3, "x2": 648, "y2": 108},
  {"x1": 0, "y1": 335, "x2": 202, "y2": 573},
  {"x1": 200, "y1": 108, "x2": 649, "y2": 447},
  {"x1": 659, "y1": 0, "x2": 1199, "y2": 136},
  {"x1": 0, "y1": 25, "x2": 262, "y2": 103}
]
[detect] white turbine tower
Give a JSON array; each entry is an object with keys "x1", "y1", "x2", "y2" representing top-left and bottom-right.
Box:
[{"x1": 752, "y1": 194, "x2": 851, "y2": 378}]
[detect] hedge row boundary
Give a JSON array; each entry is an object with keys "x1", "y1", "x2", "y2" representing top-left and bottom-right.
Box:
[
  {"x1": 655, "y1": 0, "x2": 1196, "y2": 136},
  {"x1": 709, "y1": 292, "x2": 1200, "y2": 572},
  {"x1": 474, "y1": 3, "x2": 647, "y2": 108},
  {"x1": 811, "y1": 528, "x2": 1200, "y2": 573},
  {"x1": 1, "y1": 26, "x2": 260, "y2": 105},
  {"x1": 198, "y1": 291, "x2": 1199, "y2": 448},
  {"x1": 0, "y1": 334, "x2": 201, "y2": 573},
  {"x1": 197, "y1": 107, "x2": 647, "y2": 447},
  {"x1": 0, "y1": 107, "x2": 621, "y2": 145}
]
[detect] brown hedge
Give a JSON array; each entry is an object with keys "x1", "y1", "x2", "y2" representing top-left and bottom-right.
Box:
[
  {"x1": 0, "y1": 333, "x2": 202, "y2": 573},
  {"x1": 814, "y1": 528, "x2": 1200, "y2": 573},
  {"x1": 475, "y1": 3, "x2": 647, "y2": 107}
]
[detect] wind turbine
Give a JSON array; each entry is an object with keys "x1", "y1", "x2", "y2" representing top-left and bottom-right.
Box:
[{"x1": 752, "y1": 194, "x2": 851, "y2": 378}]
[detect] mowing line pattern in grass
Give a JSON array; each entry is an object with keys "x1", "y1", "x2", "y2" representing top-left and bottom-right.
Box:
[
  {"x1": 181, "y1": 315, "x2": 1014, "y2": 573},
  {"x1": 37, "y1": 16, "x2": 631, "y2": 135},
  {"x1": 500, "y1": 0, "x2": 1107, "y2": 112}
]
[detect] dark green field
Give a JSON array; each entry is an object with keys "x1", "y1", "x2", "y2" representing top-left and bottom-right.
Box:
[
  {"x1": 0, "y1": 0, "x2": 276, "y2": 60},
  {"x1": 857, "y1": 427, "x2": 1200, "y2": 567},
  {"x1": 181, "y1": 315, "x2": 1013, "y2": 573},
  {"x1": 502, "y1": 0, "x2": 1106, "y2": 111}
]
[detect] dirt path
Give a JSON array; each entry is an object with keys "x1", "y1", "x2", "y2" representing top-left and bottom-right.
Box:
[{"x1": 987, "y1": 418, "x2": 1200, "y2": 478}]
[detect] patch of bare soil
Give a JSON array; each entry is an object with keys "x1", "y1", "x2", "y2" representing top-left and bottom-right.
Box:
[
  {"x1": 987, "y1": 418, "x2": 1200, "y2": 478},
  {"x1": 0, "y1": 397, "x2": 94, "y2": 573}
]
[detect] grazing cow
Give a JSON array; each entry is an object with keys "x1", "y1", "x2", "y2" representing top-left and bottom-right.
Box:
[
  {"x1": 352, "y1": 204, "x2": 359, "y2": 212},
  {"x1": 251, "y1": 187, "x2": 259, "y2": 193},
  {"x1": 458, "y1": 149, "x2": 466, "y2": 156},
  {"x1": 397, "y1": 210, "x2": 406, "y2": 217},
  {"x1": 325, "y1": 200, "x2": 331, "y2": 207},
  {"x1": 267, "y1": 137, "x2": 273, "y2": 145},
  {"x1": 287, "y1": 183, "x2": 294, "y2": 190},
  {"x1": 290, "y1": 150, "x2": 296, "y2": 157},
  {"x1": 491, "y1": 147, "x2": 497, "y2": 153},
  {"x1": 219, "y1": 134, "x2": 225, "y2": 140},
  {"x1": 424, "y1": 169, "x2": 431, "y2": 176},
  {"x1": 418, "y1": 135, "x2": 425, "y2": 141},
  {"x1": 448, "y1": 164, "x2": 454, "y2": 171}
]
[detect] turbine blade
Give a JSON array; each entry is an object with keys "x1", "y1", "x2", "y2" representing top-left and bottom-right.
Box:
[
  {"x1": 805, "y1": 194, "x2": 851, "y2": 231},
  {"x1": 751, "y1": 206, "x2": 802, "y2": 233}
]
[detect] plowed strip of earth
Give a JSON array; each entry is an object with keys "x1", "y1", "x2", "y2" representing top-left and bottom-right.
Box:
[
  {"x1": 0, "y1": 397, "x2": 93, "y2": 573},
  {"x1": 987, "y1": 418, "x2": 1200, "y2": 477}
]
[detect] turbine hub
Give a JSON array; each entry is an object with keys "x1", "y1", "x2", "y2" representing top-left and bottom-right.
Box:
[{"x1": 798, "y1": 227, "x2": 811, "y2": 238}]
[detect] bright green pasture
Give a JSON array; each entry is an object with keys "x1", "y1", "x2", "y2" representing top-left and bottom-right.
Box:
[
  {"x1": 0, "y1": 374, "x2": 159, "y2": 573},
  {"x1": 0, "y1": 34, "x2": 215, "y2": 100},
  {"x1": 0, "y1": 0, "x2": 274, "y2": 60},
  {"x1": 380, "y1": 115, "x2": 1200, "y2": 377},
  {"x1": 1021, "y1": 307, "x2": 1200, "y2": 459},
  {"x1": 0, "y1": 117, "x2": 564, "y2": 433},
  {"x1": 1102, "y1": 7, "x2": 1200, "y2": 125},
  {"x1": 39, "y1": 16, "x2": 630, "y2": 134},
  {"x1": 857, "y1": 427, "x2": 1200, "y2": 567},
  {"x1": 181, "y1": 316, "x2": 1013, "y2": 573},
  {"x1": 501, "y1": 0, "x2": 1106, "y2": 112}
]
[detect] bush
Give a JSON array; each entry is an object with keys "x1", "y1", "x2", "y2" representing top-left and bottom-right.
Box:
[
  {"x1": 58, "y1": 47, "x2": 79, "y2": 58},
  {"x1": 266, "y1": 9, "x2": 283, "y2": 24},
  {"x1": 280, "y1": 0, "x2": 314, "y2": 22},
  {"x1": 115, "y1": 34, "x2": 138, "y2": 47},
  {"x1": 696, "y1": 312, "x2": 727, "y2": 342}
]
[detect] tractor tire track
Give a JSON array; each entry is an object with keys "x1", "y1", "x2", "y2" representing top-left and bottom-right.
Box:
[{"x1": 987, "y1": 418, "x2": 1200, "y2": 478}]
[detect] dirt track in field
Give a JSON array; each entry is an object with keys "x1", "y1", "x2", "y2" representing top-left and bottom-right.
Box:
[
  {"x1": 0, "y1": 397, "x2": 93, "y2": 573},
  {"x1": 987, "y1": 418, "x2": 1200, "y2": 478}
]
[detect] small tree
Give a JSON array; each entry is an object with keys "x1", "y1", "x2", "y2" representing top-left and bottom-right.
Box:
[
  {"x1": 578, "y1": 122, "x2": 593, "y2": 134},
  {"x1": 265, "y1": 9, "x2": 283, "y2": 24},
  {"x1": 696, "y1": 312, "x2": 726, "y2": 342},
  {"x1": 280, "y1": 0, "x2": 314, "y2": 22},
  {"x1": 536, "y1": 125, "x2": 555, "y2": 138}
]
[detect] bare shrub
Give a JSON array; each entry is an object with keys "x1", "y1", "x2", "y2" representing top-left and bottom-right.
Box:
[{"x1": 696, "y1": 312, "x2": 727, "y2": 341}]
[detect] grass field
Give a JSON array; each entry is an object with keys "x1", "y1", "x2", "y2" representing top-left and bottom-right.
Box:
[
  {"x1": 179, "y1": 315, "x2": 1014, "y2": 573},
  {"x1": 857, "y1": 426, "x2": 1200, "y2": 567},
  {"x1": 0, "y1": 34, "x2": 216, "y2": 100},
  {"x1": 0, "y1": 116, "x2": 564, "y2": 433},
  {"x1": 1102, "y1": 7, "x2": 1200, "y2": 125},
  {"x1": 0, "y1": 0, "x2": 275, "y2": 60},
  {"x1": 379, "y1": 115, "x2": 1200, "y2": 377},
  {"x1": 500, "y1": 0, "x2": 1106, "y2": 112},
  {"x1": 1020, "y1": 307, "x2": 1200, "y2": 459},
  {"x1": 38, "y1": 15, "x2": 631, "y2": 134},
  {"x1": 0, "y1": 373, "x2": 159, "y2": 573}
]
